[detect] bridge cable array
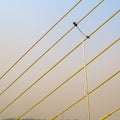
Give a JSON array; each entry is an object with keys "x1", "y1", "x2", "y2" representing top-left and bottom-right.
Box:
[
  {"x1": 0, "y1": 0, "x2": 82, "y2": 80},
  {"x1": 15, "y1": 36, "x2": 120, "y2": 120},
  {"x1": 50, "y1": 70, "x2": 120, "y2": 120},
  {"x1": 0, "y1": 0, "x2": 104, "y2": 97},
  {"x1": 1, "y1": 4, "x2": 118, "y2": 115},
  {"x1": 0, "y1": 0, "x2": 119, "y2": 119},
  {"x1": 14, "y1": 37, "x2": 120, "y2": 120}
]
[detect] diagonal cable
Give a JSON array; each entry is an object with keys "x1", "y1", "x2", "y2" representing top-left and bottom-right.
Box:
[
  {"x1": 0, "y1": 0, "x2": 82, "y2": 80},
  {"x1": 0, "y1": 0, "x2": 104, "y2": 96},
  {"x1": 15, "y1": 37, "x2": 120, "y2": 120},
  {"x1": 99, "y1": 106, "x2": 120, "y2": 120},
  {"x1": 0, "y1": 9, "x2": 119, "y2": 114},
  {"x1": 50, "y1": 70, "x2": 120, "y2": 120}
]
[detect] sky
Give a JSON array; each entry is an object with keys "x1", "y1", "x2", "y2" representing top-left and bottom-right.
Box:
[{"x1": 0, "y1": 0, "x2": 120, "y2": 119}]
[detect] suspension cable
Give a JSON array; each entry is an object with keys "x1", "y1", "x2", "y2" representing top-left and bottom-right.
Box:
[
  {"x1": 50, "y1": 70, "x2": 120, "y2": 120},
  {"x1": 16, "y1": 37, "x2": 120, "y2": 120},
  {"x1": 99, "y1": 106, "x2": 120, "y2": 120},
  {"x1": 0, "y1": 0, "x2": 104, "y2": 96},
  {"x1": 0, "y1": 0, "x2": 82, "y2": 80},
  {"x1": 0, "y1": 10, "x2": 119, "y2": 115}
]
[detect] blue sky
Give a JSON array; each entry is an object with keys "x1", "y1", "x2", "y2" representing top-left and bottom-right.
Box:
[{"x1": 0, "y1": 0, "x2": 120, "y2": 119}]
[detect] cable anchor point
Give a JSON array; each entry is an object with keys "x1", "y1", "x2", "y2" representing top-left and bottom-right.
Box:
[{"x1": 73, "y1": 22, "x2": 90, "y2": 39}]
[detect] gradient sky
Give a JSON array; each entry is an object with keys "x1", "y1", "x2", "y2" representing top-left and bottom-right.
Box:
[{"x1": 0, "y1": 0, "x2": 120, "y2": 120}]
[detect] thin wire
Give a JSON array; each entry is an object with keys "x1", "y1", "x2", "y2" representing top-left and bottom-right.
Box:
[
  {"x1": 99, "y1": 106, "x2": 120, "y2": 120},
  {"x1": 82, "y1": 39, "x2": 91, "y2": 120},
  {"x1": 0, "y1": 0, "x2": 82, "y2": 80},
  {"x1": 15, "y1": 37, "x2": 120, "y2": 120},
  {"x1": 0, "y1": 9, "x2": 119, "y2": 115},
  {"x1": 0, "y1": 0, "x2": 104, "y2": 96},
  {"x1": 75, "y1": 24, "x2": 91, "y2": 120},
  {"x1": 73, "y1": 22, "x2": 89, "y2": 38},
  {"x1": 50, "y1": 70, "x2": 120, "y2": 120}
]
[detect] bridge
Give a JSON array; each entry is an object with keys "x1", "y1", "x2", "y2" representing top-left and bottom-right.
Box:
[{"x1": 0, "y1": 0, "x2": 120, "y2": 120}]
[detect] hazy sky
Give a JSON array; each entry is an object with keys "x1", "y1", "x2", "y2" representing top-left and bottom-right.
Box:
[{"x1": 0, "y1": 0, "x2": 120, "y2": 120}]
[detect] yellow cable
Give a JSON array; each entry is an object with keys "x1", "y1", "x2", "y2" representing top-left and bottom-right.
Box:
[
  {"x1": 50, "y1": 70, "x2": 120, "y2": 120},
  {"x1": 0, "y1": 0, "x2": 104, "y2": 96},
  {"x1": 0, "y1": 10, "x2": 119, "y2": 115},
  {"x1": 16, "y1": 37, "x2": 119, "y2": 119},
  {"x1": 0, "y1": 0, "x2": 82, "y2": 80},
  {"x1": 99, "y1": 106, "x2": 120, "y2": 120}
]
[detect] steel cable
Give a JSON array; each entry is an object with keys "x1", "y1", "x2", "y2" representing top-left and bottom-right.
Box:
[
  {"x1": 50, "y1": 70, "x2": 120, "y2": 120},
  {"x1": 0, "y1": 0, "x2": 104, "y2": 96},
  {"x1": 0, "y1": 0, "x2": 82, "y2": 80},
  {"x1": 0, "y1": 9, "x2": 119, "y2": 115}
]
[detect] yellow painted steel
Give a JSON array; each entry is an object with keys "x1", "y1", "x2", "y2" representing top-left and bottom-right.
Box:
[
  {"x1": 0, "y1": 0, "x2": 82, "y2": 80},
  {"x1": 0, "y1": 0, "x2": 104, "y2": 96},
  {"x1": 50, "y1": 70, "x2": 120, "y2": 120},
  {"x1": 16, "y1": 37, "x2": 120, "y2": 119},
  {"x1": 99, "y1": 106, "x2": 120, "y2": 120},
  {"x1": 0, "y1": 10, "x2": 119, "y2": 115}
]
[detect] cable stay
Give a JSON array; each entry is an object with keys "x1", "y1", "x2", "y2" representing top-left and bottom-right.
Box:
[
  {"x1": 0, "y1": 0, "x2": 82, "y2": 80},
  {"x1": 50, "y1": 70, "x2": 120, "y2": 120},
  {"x1": 0, "y1": 10, "x2": 119, "y2": 115},
  {"x1": 15, "y1": 37, "x2": 120, "y2": 120},
  {"x1": 0, "y1": 0, "x2": 104, "y2": 97},
  {"x1": 99, "y1": 106, "x2": 120, "y2": 120}
]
